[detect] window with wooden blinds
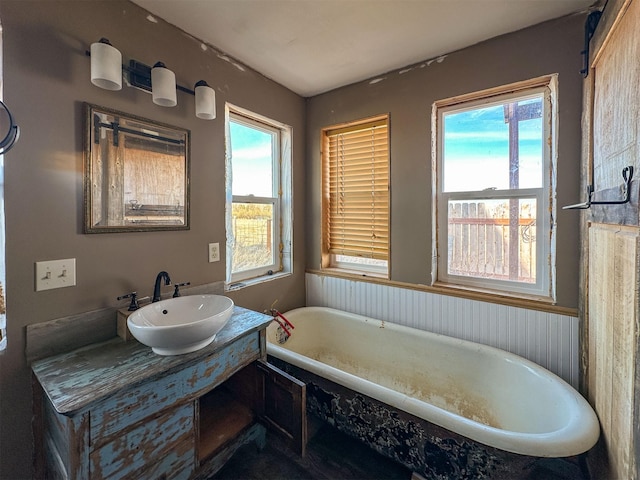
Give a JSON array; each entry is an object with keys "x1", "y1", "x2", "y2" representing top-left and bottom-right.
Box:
[{"x1": 322, "y1": 116, "x2": 389, "y2": 274}]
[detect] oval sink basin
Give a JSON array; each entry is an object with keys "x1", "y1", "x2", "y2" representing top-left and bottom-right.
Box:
[{"x1": 127, "y1": 295, "x2": 234, "y2": 355}]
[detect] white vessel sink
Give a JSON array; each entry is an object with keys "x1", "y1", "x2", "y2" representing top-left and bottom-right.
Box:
[{"x1": 127, "y1": 295, "x2": 234, "y2": 355}]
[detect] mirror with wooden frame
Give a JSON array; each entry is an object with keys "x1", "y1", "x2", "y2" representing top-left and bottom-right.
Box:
[{"x1": 84, "y1": 103, "x2": 190, "y2": 233}]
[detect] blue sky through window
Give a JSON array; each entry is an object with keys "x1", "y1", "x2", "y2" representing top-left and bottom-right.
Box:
[
  {"x1": 443, "y1": 96, "x2": 543, "y2": 192},
  {"x1": 230, "y1": 120, "x2": 273, "y2": 197}
]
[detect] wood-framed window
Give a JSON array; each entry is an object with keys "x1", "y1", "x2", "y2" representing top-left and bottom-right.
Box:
[
  {"x1": 432, "y1": 76, "x2": 557, "y2": 300},
  {"x1": 225, "y1": 105, "x2": 293, "y2": 286},
  {"x1": 321, "y1": 115, "x2": 390, "y2": 277}
]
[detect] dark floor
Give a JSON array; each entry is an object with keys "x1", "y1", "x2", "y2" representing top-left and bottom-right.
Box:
[
  {"x1": 211, "y1": 423, "x2": 412, "y2": 480},
  {"x1": 211, "y1": 422, "x2": 589, "y2": 480}
]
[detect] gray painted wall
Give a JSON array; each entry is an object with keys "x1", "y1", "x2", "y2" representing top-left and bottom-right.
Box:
[
  {"x1": 0, "y1": 1, "x2": 306, "y2": 477},
  {"x1": 306, "y1": 13, "x2": 585, "y2": 309}
]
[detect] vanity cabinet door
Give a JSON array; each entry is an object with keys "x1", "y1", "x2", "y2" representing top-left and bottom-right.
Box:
[
  {"x1": 89, "y1": 402, "x2": 195, "y2": 479},
  {"x1": 256, "y1": 360, "x2": 307, "y2": 456},
  {"x1": 215, "y1": 360, "x2": 307, "y2": 457}
]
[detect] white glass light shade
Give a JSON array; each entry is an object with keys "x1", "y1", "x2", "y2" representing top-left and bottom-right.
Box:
[
  {"x1": 90, "y1": 40, "x2": 122, "y2": 91},
  {"x1": 151, "y1": 62, "x2": 177, "y2": 107},
  {"x1": 195, "y1": 81, "x2": 216, "y2": 120}
]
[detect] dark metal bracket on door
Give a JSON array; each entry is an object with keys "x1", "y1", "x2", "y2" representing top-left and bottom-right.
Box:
[
  {"x1": 580, "y1": 10, "x2": 603, "y2": 77},
  {"x1": 563, "y1": 166, "x2": 634, "y2": 210}
]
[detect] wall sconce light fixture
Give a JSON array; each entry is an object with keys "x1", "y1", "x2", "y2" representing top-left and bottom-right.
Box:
[
  {"x1": 88, "y1": 38, "x2": 216, "y2": 120},
  {"x1": 90, "y1": 38, "x2": 122, "y2": 91},
  {"x1": 194, "y1": 80, "x2": 216, "y2": 120},
  {"x1": 151, "y1": 62, "x2": 177, "y2": 107}
]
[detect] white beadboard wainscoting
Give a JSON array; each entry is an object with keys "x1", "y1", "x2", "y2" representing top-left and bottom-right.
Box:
[{"x1": 305, "y1": 273, "x2": 579, "y2": 388}]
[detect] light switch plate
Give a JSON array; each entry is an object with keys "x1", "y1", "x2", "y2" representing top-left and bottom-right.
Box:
[
  {"x1": 35, "y1": 258, "x2": 77, "y2": 291},
  {"x1": 208, "y1": 243, "x2": 220, "y2": 263}
]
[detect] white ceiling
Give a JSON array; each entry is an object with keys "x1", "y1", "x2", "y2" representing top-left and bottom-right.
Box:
[{"x1": 132, "y1": 0, "x2": 595, "y2": 97}]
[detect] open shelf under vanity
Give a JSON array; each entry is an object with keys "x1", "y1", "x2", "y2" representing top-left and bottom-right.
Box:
[{"x1": 199, "y1": 386, "x2": 255, "y2": 462}]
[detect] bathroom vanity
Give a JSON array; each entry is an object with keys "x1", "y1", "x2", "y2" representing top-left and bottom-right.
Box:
[{"x1": 31, "y1": 306, "x2": 306, "y2": 479}]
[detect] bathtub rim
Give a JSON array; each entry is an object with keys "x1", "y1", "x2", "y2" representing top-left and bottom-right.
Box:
[{"x1": 266, "y1": 306, "x2": 600, "y2": 458}]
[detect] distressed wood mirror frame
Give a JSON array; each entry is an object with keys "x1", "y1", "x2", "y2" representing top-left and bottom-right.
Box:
[{"x1": 84, "y1": 103, "x2": 190, "y2": 233}]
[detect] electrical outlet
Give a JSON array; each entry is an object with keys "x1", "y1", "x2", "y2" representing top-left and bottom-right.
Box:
[
  {"x1": 35, "y1": 258, "x2": 77, "y2": 291},
  {"x1": 208, "y1": 242, "x2": 220, "y2": 263}
]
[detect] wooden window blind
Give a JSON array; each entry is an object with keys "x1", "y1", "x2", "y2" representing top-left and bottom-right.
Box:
[{"x1": 322, "y1": 116, "x2": 389, "y2": 261}]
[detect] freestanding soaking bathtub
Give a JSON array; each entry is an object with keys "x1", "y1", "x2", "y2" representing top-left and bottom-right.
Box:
[{"x1": 266, "y1": 306, "x2": 600, "y2": 479}]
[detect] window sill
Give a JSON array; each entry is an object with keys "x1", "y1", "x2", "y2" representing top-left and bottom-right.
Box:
[
  {"x1": 431, "y1": 280, "x2": 555, "y2": 305},
  {"x1": 320, "y1": 266, "x2": 388, "y2": 280},
  {"x1": 225, "y1": 271, "x2": 291, "y2": 292},
  {"x1": 307, "y1": 269, "x2": 575, "y2": 316}
]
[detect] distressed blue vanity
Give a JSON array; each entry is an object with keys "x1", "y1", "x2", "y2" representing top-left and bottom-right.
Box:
[{"x1": 31, "y1": 306, "x2": 306, "y2": 479}]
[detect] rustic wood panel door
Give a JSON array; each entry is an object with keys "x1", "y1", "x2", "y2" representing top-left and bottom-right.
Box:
[{"x1": 585, "y1": 0, "x2": 640, "y2": 477}]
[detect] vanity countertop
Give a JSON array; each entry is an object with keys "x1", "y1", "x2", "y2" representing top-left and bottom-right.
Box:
[{"x1": 32, "y1": 306, "x2": 272, "y2": 415}]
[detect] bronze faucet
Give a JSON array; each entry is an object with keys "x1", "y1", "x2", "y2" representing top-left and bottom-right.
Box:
[{"x1": 152, "y1": 271, "x2": 171, "y2": 302}]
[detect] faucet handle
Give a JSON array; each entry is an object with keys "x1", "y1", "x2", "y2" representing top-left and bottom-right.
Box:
[
  {"x1": 117, "y1": 291, "x2": 139, "y2": 311},
  {"x1": 173, "y1": 282, "x2": 191, "y2": 298}
]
